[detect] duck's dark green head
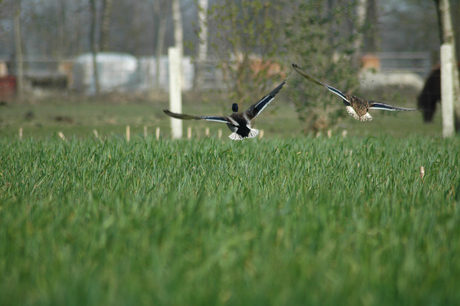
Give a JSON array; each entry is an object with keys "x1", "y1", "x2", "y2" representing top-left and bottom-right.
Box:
[{"x1": 232, "y1": 103, "x2": 238, "y2": 113}]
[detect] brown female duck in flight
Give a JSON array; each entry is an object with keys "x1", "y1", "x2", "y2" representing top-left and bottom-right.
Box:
[{"x1": 292, "y1": 63, "x2": 417, "y2": 121}]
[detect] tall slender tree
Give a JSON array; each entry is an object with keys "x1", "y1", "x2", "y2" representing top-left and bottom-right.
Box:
[
  {"x1": 100, "y1": 0, "x2": 114, "y2": 52},
  {"x1": 194, "y1": 0, "x2": 208, "y2": 90},
  {"x1": 286, "y1": 0, "x2": 365, "y2": 132},
  {"x1": 14, "y1": 0, "x2": 24, "y2": 98},
  {"x1": 172, "y1": 0, "x2": 183, "y2": 61},
  {"x1": 153, "y1": 0, "x2": 169, "y2": 90},
  {"x1": 172, "y1": 0, "x2": 183, "y2": 90},
  {"x1": 353, "y1": 0, "x2": 368, "y2": 63},
  {"x1": 90, "y1": 0, "x2": 100, "y2": 95}
]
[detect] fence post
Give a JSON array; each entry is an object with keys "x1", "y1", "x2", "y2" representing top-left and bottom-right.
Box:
[
  {"x1": 126, "y1": 125, "x2": 130, "y2": 142},
  {"x1": 168, "y1": 47, "x2": 182, "y2": 139},
  {"x1": 156, "y1": 127, "x2": 160, "y2": 140},
  {"x1": 441, "y1": 43, "x2": 455, "y2": 138},
  {"x1": 58, "y1": 131, "x2": 66, "y2": 140}
]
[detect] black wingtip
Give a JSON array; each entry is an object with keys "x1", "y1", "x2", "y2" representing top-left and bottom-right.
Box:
[
  {"x1": 292, "y1": 63, "x2": 301, "y2": 70},
  {"x1": 269, "y1": 77, "x2": 288, "y2": 97},
  {"x1": 163, "y1": 109, "x2": 176, "y2": 116}
]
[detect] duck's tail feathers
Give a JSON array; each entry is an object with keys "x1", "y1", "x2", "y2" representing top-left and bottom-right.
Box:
[
  {"x1": 345, "y1": 106, "x2": 373, "y2": 122},
  {"x1": 228, "y1": 133, "x2": 244, "y2": 140},
  {"x1": 228, "y1": 128, "x2": 259, "y2": 140},
  {"x1": 247, "y1": 128, "x2": 260, "y2": 139}
]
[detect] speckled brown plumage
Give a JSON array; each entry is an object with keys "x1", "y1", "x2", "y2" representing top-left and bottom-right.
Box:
[
  {"x1": 292, "y1": 63, "x2": 417, "y2": 122},
  {"x1": 349, "y1": 95, "x2": 369, "y2": 116}
]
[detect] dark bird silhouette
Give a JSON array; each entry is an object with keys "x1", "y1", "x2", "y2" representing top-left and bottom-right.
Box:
[
  {"x1": 292, "y1": 63, "x2": 418, "y2": 121},
  {"x1": 417, "y1": 63, "x2": 460, "y2": 123},
  {"x1": 164, "y1": 77, "x2": 288, "y2": 140},
  {"x1": 24, "y1": 111, "x2": 35, "y2": 121}
]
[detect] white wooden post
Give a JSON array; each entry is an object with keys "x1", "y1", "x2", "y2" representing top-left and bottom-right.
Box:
[
  {"x1": 440, "y1": 0, "x2": 460, "y2": 124},
  {"x1": 19, "y1": 127, "x2": 23, "y2": 140},
  {"x1": 172, "y1": 0, "x2": 184, "y2": 87},
  {"x1": 441, "y1": 43, "x2": 455, "y2": 138},
  {"x1": 168, "y1": 47, "x2": 182, "y2": 139},
  {"x1": 172, "y1": 0, "x2": 183, "y2": 61},
  {"x1": 143, "y1": 126, "x2": 147, "y2": 139},
  {"x1": 156, "y1": 127, "x2": 160, "y2": 140}
]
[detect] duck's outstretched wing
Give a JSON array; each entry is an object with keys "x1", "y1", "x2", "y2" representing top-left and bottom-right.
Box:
[
  {"x1": 244, "y1": 76, "x2": 289, "y2": 121},
  {"x1": 291, "y1": 63, "x2": 350, "y2": 103},
  {"x1": 368, "y1": 102, "x2": 418, "y2": 112},
  {"x1": 163, "y1": 109, "x2": 237, "y2": 125}
]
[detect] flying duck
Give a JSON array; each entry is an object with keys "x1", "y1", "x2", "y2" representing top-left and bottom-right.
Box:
[
  {"x1": 163, "y1": 77, "x2": 288, "y2": 140},
  {"x1": 292, "y1": 63, "x2": 418, "y2": 121}
]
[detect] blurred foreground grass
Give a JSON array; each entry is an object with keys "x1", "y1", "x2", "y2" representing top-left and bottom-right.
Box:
[{"x1": 1, "y1": 135, "x2": 459, "y2": 305}]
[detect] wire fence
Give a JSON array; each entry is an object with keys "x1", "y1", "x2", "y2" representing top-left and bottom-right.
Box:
[
  {"x1": 376, "y1": 52, "x2": 432, "y2": 75},
  {"x1": 0, "y1": 52, "x2": 432, "y2": 99}
]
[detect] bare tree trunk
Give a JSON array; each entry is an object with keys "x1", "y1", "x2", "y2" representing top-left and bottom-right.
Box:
[
  {"x1": 194, "y1": 0, "x2": 208, "y2": 90},
  {"x1": 172, "y1": 0, "x2": 183, "y2": 66},
  {"x1": 55, "y1": 0, "x2": 66, "y2": 58},
  {"x1": 437, "y1": 0, "x2": 460, "y2": 129},
  {"x1": 153, "y1": 0, "x2": 168, "y2": 90},
  {"x1": 441, "y1": 44, "x2": 455, "y2": 137},
  {"x1": 367, "y1": 0, "x2": 379, "y2": 52},
  {"x1": 434, "y1": 0, "x2": 444, "y2": 44},
  {"x1": 14, "y1": 1, "x2": 24, "y2": 98},
  {"x1": 76, "y1": 4, "x2": 83, "y2": 54},
  {"x1": 90, "y1": 0, "x2": 101, "y2": 95},
  {"x1": 353, "y1": 0, "x2": 367, "y2": 64},
  {"x1": 100, "y1": 0, "x2": 114, "y2": 52}
]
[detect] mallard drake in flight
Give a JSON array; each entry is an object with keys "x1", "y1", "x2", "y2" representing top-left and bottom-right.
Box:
[
  {"x1": 164, "y1": 77, "x2": 288, "y2": 140},
  {"x1": 292, "y1": 63, "x2": 418, "y2": 121}
]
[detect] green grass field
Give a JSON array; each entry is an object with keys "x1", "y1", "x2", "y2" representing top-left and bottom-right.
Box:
[
  {"x1": 1, "y1": 134, "x2": 460, "y2": 305},
  {"x1": 0, "y1": 87, "x2": 444, "y2": 139}
]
